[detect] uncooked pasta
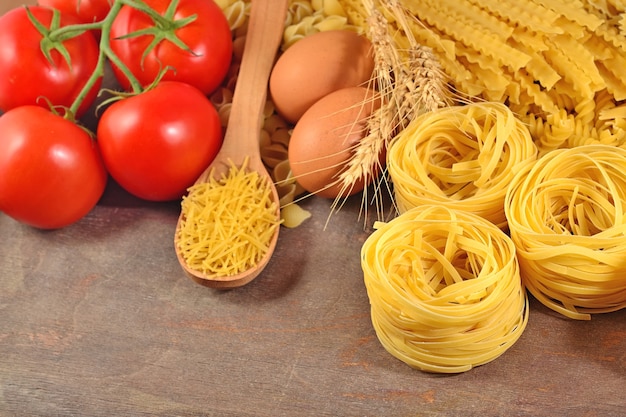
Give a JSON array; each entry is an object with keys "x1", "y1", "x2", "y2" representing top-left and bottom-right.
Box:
[
  {"x1": 176, "y1": 160, "x2": 281, "y2": 277},
  {"x1": 337, "y1": 0, "x2": 626, "y2": 152},
  {"x1": 361, "y1": 205, "x2": 528, "y2": 373},
  {"x1": 504, "y1": 144, "x2": 626, "y2": 320},
  {"x1": 387, "y1": 102, "x2": 537, "y2": 229}
]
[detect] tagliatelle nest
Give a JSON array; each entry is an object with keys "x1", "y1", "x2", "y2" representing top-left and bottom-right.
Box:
[
  {"x1": 387, "y1": 102, "x2": 538, "y2": 229},
  {"x1": 361, "y1": 205, "x2": 529, "y2": 373},
  {"x1": 504, "y1": 144, "x2": 626, "y2": 320}
]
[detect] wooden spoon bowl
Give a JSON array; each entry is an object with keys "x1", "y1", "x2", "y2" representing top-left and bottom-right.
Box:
[{"x1": 174, "y1": 0, "x2": 289, "y2": 288}]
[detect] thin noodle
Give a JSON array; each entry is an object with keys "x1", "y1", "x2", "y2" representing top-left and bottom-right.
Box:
[{"x1": 177, "y1": 160, "x2": 281, "y2": 277}]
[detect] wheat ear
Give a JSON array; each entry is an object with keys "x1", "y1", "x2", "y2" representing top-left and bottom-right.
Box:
[{"x1": 328, "y1": 0, "x2": 452, "y2": 227}]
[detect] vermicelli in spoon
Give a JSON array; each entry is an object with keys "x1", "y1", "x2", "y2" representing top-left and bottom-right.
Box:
[
  {"x1": 177, "y1": 158, "x2": 281, "y2": 277},
  {"x1": 173, "y1": 0, "x2": 287, "y2": 288}
]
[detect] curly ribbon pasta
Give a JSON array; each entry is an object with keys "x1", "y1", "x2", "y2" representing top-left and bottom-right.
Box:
[
  {"x1": 504, "y1": 144, "x2": 626, "y2": 320},
  {"x1": 337, "y1": 0, "x2": 626, "y2": 152},
  {"x1": 361, "y1": 205, "x2": 529, "y2": 373},
  {"x1": 388, "y1": 102, "x2": 537, "y2": 229}
]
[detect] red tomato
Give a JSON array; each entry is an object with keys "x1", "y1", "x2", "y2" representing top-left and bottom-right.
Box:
[
  {"x1": 0, "y1": 6, "x2": 101, "y2": 117},
  {"x1": 109, "y1": 0, "x2": 233, "y2": 95},
  {"x1": 38, "y1": 0, "x2": 112, "y2": 24},
  {"x1": 0, "y1": 106, "x2": 108, "y2": 229},
  {"x1": 96, "y1": 81, "x2": 223, "y2": 201}
]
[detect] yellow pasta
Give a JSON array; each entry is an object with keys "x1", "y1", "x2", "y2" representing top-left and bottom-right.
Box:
[
  {"x1": 432, "y1": 0, "x2": 515, "y2": 40},
  {"x1": 312, "y1": 0, "x2": 352, "y2": 16},
  {"x1": 361, "y1": 205, "x2": 528, "y2": 373},
  {"x1": 176, "y1": 160, "x2": 281, "y2": 277},
  {"x1": 504, "y1": 144, "x2": 626, "y2": 319},
  {"x1": 467, "y1": 0, "x2": 562, "y2": 34},
  {"x1": 406, "y1": 0, "x2": 531, "y2": 71},
  {"x1": 217, "y1": 0, "x2": 250, "y2": 30},
  {"x1": 512, "y1": 68, "x2": 561, "y2": 115},
  {"x1": 509, "y1": 36, "x2": 559, "y2": 89},
  {"x1": 596, "y1": 18, "x2": 626, "y2": 51},
  {"x1": 388, "y1": 102, "x2": 538, "y2": 229},
  {"x1": 536, "y1": 0, "x2": 604, "y2": 30},
  {"x1": 282, "y1": 0, "x2": 360, "y2": 48},
  {"x1": 455, "y1": 44, "x2": 511, "y2": 102},
  {"x1": 286, "y1": 0, "x2": 315, "y2": 26},
  {"x1": 337, "y1": 0, "x2": 626, "y2": 152},
  {"x1": 525, "y1": 109, "x2": 576, "y2": 152},
  {"x1": 543, "y1": 36, "x2": 602, "y2": 99}
]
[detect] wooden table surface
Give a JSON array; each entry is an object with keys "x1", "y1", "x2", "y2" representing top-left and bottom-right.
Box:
[
  {"x1": 1, "y1": 1, "x2": 625, "y2": 416},
  {"x1": 2, "y1": 182, "x2": 625, "y2": 417}
]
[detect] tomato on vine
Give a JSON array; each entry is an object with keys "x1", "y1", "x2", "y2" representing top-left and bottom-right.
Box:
[
  {"x1": 0, "y1": 106, "x2": 108, "y2": 229},
  {"x1": 38, "y1": 0, "x2": 112, "y2": 24},
  {"x1": 109, "y1": 0, "x2": 233, "y2": 96},
  {"x1": 96, "y1": 81, "x2": 223, "y2": 202},
  {"x1": 0, "y1": 0, "x2": 233, "y2": 230},
  {"x1": 0, "y1": 6, "x2": 102, "y2": 117}
]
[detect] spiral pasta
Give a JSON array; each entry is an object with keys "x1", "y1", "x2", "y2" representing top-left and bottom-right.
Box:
[
  {"x1": 361, "y1": 205, "x2": 528, "y2": 373},
  {"x1": 388, "y1": 102, "x2": 537, "y2": 229},
  {"x1": 504, "y1": 144, "x2": 626, "y2": 320}
]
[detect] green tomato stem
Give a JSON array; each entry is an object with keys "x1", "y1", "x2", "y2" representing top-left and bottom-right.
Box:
[
  {"x1": 27, "y1": 7, "x2": 74, "y2": 69},
  {"x1": 118, "y1": 0, "x2": 170, "y2": 22},
  {"x1": 43, "y1": 0, "x2": 198, "y2": 120},
  {"x1": 44, "y1": 20, "x2": 99, "y2": 40},
  {"x1": 66, "y1": 0, "x2": 145, "y2": 118}
]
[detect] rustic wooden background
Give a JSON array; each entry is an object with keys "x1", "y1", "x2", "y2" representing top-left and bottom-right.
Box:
[{"x1": 1, "y1": 1, "x2": 625, "y2": 416}]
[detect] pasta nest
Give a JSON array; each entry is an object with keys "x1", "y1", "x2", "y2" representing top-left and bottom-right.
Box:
[
  {"x1": 505, "y1": 144, "x2": 626, "y2": 320},
  {"x1": 361, "y1": 205, "x2": 528, "y2": 373},
  {"x1": 387, "y1": 102, "x2": 537, "y2": 229}
]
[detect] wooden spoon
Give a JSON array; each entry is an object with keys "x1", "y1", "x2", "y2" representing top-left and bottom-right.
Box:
[{"x1": 174, "y1": 0, "x2": 289, "y2": 289}]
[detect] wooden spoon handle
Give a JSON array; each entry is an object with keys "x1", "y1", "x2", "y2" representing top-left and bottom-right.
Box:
[{"x1": 219, "y1": 0, "x2": 289, "y2": 161}]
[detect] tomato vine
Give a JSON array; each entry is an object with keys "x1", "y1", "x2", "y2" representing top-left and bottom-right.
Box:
[
  {"x1": 25, "y1": 0, "x2": 201, "y2": 119},
  {"x1": 0, "y1": 0, "x2": 230, "y2": 227}
]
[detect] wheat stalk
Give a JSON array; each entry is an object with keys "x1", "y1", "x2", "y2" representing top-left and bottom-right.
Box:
[{"x1": 328, "y1": 0, "x2": 452, "y2": 227}]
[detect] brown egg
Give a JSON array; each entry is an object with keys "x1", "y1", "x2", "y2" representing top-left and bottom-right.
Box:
[
  {"x1": 269, "y1": 30, "x2": 375, "y2": 124},
  {"x1": 288, "y1": 86, "x2": 383, "y2": 199}
]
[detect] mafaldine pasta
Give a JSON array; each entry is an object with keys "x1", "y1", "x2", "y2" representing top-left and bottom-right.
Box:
[
  {"x1": 387, "y1": 102, "x2": 537, "y2": 229},
  {"x1": 361, "y1": 205, "x2": 528, "y2": 373},
  {"x1": 504, "y1": 144, "x2": 626, "y2": 320},
  {"x1": 337, "y1": 0, "x2": 626, "y2": 152}
]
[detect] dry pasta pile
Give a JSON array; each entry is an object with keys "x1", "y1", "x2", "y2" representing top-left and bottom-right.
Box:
[
  {"x1": 337, "y1": 0, "x2": 626, "y2": 154},
  {"x1": 176, "y1": 161, "x2": 281, "y2": 277},
  {"x1": 388, "y1": 102, "x2": 538, "y2": 229},
  {"x1": 345, "y1": 0, "x2": 626, "y2": 323},
  {"x1": 207, "y1": 0, "x2": 626, "y2": 371},
  {"x1": 505, "y1": 144, "x2": 626, "y2": 320},
  {"x1": 361, "y1": 205, "x2": 528, "y2": 373}
]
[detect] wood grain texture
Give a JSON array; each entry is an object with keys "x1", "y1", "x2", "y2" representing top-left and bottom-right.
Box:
[
  {"x1": 1, "y1": 0, "x2": 625, "y2": 415},
  {"x1": 2, "y1": 182, "x2": 625, "y2": 417}
]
